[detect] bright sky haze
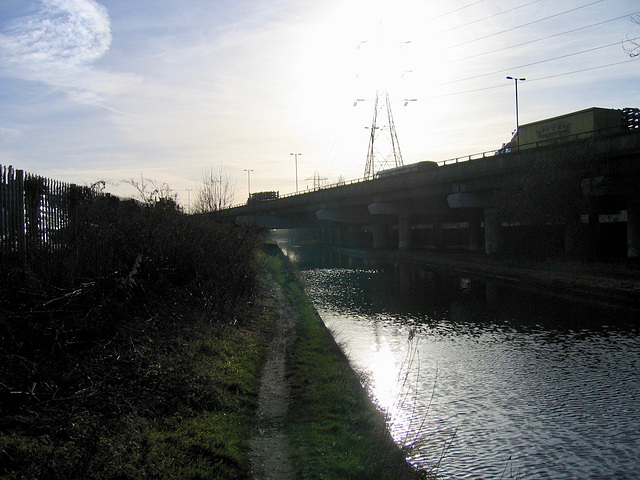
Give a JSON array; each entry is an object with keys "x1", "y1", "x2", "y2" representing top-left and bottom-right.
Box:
[{"x1": 1, "y1": 0, "x2": 639, "y2": 207}]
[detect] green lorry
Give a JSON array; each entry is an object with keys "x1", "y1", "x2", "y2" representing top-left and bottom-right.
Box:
[{"x1": 500, "y1": 106, "x2": 639, "y2": 152}]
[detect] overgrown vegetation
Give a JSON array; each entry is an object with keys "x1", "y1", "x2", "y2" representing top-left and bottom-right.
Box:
[
  {"x1": 1, "y1": 179, "x2": 430, "y2": 479},
  {"x1": 0, "y1": 194, "x2": 270, "y2": 479},
  {"x1": 264, "y1": 253, "x2": 427, "y2": 480}
]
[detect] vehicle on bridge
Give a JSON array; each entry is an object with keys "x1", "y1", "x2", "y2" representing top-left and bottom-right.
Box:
[
  {"x1": 498, "y1": 106, "x2": 640, "y2": 153},
  {"x1": 374, "y1": 160, "x2": 439, "y2": 179},
  {"x1": 247, "y1": 191, "x2": 279, "y2": 205}
]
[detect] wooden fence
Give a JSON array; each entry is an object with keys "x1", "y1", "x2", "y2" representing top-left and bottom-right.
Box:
[{"x1": 1, "y1": 165, "x2": 98, "y2": 265}]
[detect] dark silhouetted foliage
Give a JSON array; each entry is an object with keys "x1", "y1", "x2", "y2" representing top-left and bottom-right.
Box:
[{"x1": 0, "y1": 195, "x2": 268, "y2": 479}]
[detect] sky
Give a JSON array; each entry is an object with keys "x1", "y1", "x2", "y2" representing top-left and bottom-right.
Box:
[{"x1": 1, "y1": 0, "x2": 639, "y2": 208}]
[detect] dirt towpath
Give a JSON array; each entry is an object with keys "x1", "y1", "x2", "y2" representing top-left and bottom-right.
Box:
[{"x1": 248, "y1": 272, "x2": 296, "y2": 480}]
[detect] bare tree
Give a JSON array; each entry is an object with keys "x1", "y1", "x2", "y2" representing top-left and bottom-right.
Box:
[
  {"x1": 192, "y1": 165, "x2": 237, "y2": 214},
  {"x1": 623, "y1": 15, "x2": 640, "y2": 57},
  {"x1": 122, "y1": 175, "x2": 175, "y2": 205}
]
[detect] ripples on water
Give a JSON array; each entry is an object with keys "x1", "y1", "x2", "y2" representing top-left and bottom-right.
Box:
[{"x1": 300, "y1": 267, "x2": 640, "y2": 480}]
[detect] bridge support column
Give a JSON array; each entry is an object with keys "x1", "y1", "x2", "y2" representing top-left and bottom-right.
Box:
[
  {"x1": 432, "y1": 222, "x2": 443, "y2": 249},
  {"x1": 484, "y1": 208, "x2": 501, "y2": 254},
  {"x1": 322, "y1": 227, "x2": 338, "y2": 246},
  {"x1": 628, "y1": 202, "x2": 640, "y2": 259},
  {"x1": 372, "y1": 224, "x2": 390, "y2": 249},
  {"x1": 336, "y1": 226, "x2": 346, "y2": 246},
  {"x1": 331, "y1": 226, "x2": 347, "y2": 246},
  {"x1": 344, "y1": 225, "x2": 362, "y2": 247},
  {"x1": 398, "y1": 215, "x2": 411, "y2": 250},
  {"x1": 469, "y1": 210, "x2": 484, "y2": 252},
  {"x1": 587, "y1": 206, "x2": 601, "y2": 261},
  {"x1": 347, "y1": 225, "x2": 360, "y2": 246}
]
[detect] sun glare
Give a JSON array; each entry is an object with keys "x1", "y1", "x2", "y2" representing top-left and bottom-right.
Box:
[
  {"x1": 290, "y1": 0, "x2": 462, "y2": 179},
  {"x1": 295, "y1": 0, "x2": 452, "y2": 98}
]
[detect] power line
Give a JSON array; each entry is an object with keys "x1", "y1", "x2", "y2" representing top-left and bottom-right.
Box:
[
  {"x1": 449, "y1": 0, "x2": 605, "y2": 49},
  {"x1": 431, "y1": 58, "x2": 637, "y2": 99},
  {"x1": 446, "y1": 12, "x2": 640, "y2": 64},
  {"x1": 429, "y1": 1, "x2": 486, "y2": 21},
  {"x1": 316, "y1": 135, "x2": 335, "y2": 176},
  {"x1": 393, "y1": 5, "x2": 638, "y2": 96},
  {"x1": 440, "y1": 0, "x2": 546, "y2": 33},
  {"x1": 439, "y1": 37, "x2": 639, "y2": 86},
  {"x1": 318, "y1": 135, "x2": 343, "y2": 181},
  {"x1": 527, "y1": 58, "x2": 638, "y2": 82}
]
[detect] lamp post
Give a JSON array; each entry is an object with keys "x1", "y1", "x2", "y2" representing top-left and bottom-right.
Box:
[
  {"x1": 290, "y1": 153, "x2": 301, "y2": 193},
  {"x1": 185, "y1": 188, "x2": 192, "y2": 212},
  {"x1": 243, "y1": 169, "x2": 253, "y2": 197},
  {"x1": 506, "y1": 76, "x2": 525, "y2": 148}
]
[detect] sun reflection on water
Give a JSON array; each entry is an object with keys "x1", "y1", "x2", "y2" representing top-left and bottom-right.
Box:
[
  {"x1": 363, "y1": 332, "x2": 430, "y2": 444},
  {"x1": 366, "y1": 343, "x2": 399, "y2": 413}
]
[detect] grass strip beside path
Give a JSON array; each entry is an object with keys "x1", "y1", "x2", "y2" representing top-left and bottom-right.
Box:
[
  {"x1": 264, "y1": 250, "x2": 425, "y2": 480},
  {"x1": 0, "y1": 280, "x2": 276, "y2": 480}
]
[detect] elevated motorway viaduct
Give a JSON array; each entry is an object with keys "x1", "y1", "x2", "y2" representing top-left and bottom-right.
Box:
[{"x1": 219, "y1": 131, "x2": 640, "y2": 258}]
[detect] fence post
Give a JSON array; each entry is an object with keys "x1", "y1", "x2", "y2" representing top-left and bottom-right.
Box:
[{"x1": 16, "y1": 169, "x2": 26, "y2": 260}]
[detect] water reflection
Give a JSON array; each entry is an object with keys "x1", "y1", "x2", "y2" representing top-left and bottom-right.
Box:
[{"x1": 288, "y1": 244, "x2": 640, "y2": 479}]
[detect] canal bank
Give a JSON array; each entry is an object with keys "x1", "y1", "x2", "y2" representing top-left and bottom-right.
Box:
[
  {"x1": 258, "y1": 246, "x2": 426, "y2": 480},
  {"x1": 335, "y1": 247, "x2": 640, "y2": 308},
  {"x1": 293, "y1": 248, "x2": 640, "y2": 478}
]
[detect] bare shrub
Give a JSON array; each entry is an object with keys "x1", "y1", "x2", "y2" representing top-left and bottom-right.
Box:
[{"x1": 192, "y1": 165, "x2": 238, "y2": 214}]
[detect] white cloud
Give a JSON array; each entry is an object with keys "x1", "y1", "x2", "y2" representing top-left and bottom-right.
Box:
[
  {"x1": 0, "y1": 126, "x2": 23, "y2": 140},
  {"x1": 0, "y1": 0, "x2": 111, "y2": 91}
]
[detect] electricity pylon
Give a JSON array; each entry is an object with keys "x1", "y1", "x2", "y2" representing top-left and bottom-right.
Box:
[
  {"x1": 305, "y1": 171, "x2": 328, "y2": 190},
  {"x1": 363, "y1": 90, "x2": 404, "y2": 179}
]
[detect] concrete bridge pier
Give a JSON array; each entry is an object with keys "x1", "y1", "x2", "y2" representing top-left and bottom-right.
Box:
[
  {"x1": 469, "y1": 210, "x2": 484, "y2": 252},
  {"x1": 323, "y1": 225, "x2": 349, "y2": 246},
  {"x1": 431, "y1": 222, "x2": 444, "y2": 250},
  {"x1": 447, "y1": 192, "x2": 494, "y2": 254},
  {"x1": 398, "y1": 215, "x2": 411, "y2": 250},
  {"x1": 484, "y1": 208, "x2": 502, "y2": 255},
  {"x1": 322, "y1": 226, "x2": 331, "y2": 245},
  {"x1": 346, "y1": 225, "x2": 360, "y2": 247},
  {"x1": 628, "y1": 201, "x2": 640, "y2": 259},
  {"x1": 372, "y1": 224, "x2": 391, "y2": 249}
]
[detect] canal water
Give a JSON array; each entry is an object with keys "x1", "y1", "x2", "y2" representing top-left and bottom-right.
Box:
[{"x1": 281, "y1": 242, "x2": 640, "y2": 479}]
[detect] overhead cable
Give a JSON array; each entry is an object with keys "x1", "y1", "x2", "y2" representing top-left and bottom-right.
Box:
[
  {"x1": 440, "y1": 0, "x2": 546, "y2": 33},
  {"x1": 439, "y1": 38, "x2": 640, "y2": 86},
  {"x1": 429, "y1": 1, "x2": 485, "y2": 21},
  {"x1": 449, "y1": 0, "x2": 605, "y2": 49},
  {"x1": 432, "y1": 58, "x2": 638, "y2": 98},
  {"x1": 446, "y1": 12, "x2": 640, "y2": 64}
]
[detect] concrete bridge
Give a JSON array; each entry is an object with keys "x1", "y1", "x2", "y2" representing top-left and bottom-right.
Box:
[{"x1": 220, "y1": 130, "x2": 640, "y2": 259}]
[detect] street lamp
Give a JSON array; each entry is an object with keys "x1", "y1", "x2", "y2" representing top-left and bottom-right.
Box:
[
  {"x1": 290, "y1": 153, "x2": 302, "y2": 193},
  {"x1": 243, "y1": 169, "x2": 253, "y2": 197},
  {"x1": 185, "y1": 188, "x2": 192, "y2": 211},
  {"x1": 506, "y1": 76, "x2": 525, "y2": 148}
]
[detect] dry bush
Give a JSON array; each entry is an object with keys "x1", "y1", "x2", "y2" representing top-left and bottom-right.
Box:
[{"x1": 0, "y1": 196, "x2": 268, "y2": 478}]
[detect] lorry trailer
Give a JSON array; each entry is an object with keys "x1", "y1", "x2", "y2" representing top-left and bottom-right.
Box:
[{"x1": 501, "y1": 106, "x2": 639, "y2": 152}]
